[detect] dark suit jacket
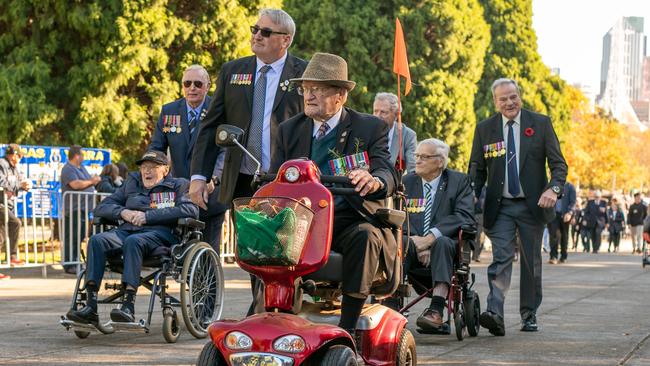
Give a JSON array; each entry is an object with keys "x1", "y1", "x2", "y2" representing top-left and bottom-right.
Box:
[
  {"x1": 584, "y1": 199, "x2": 608, "y2": 229},
  {"x1": 270, "y1": 107, "x2": 398, "y2": 278},
  {"x1": 191, "y1": 54, "x2": 307, "y2": 205},
  {"x1": 469, "y1": 109, "x2": 568, "y2": 228},
  {"x1": 607, "y1": 208, "x2": 625, "y2": 234},
  {"x1": 403, "y1": 170, "x2": 476, "y2": 238},
  {"x1": 150, "y1": 96, "x2": 211, "y2": 179},
  {"x1": 557, "y1": 182, "x2": 577, "y2": 215}
]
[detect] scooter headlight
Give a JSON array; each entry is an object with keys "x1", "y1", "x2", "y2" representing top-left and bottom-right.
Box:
[
  {"x1": 284, "y1": 166, "x2": 300, "y2": 182},
  {"x1": 225, "y1": 331, "x2": 253, "y2": 350},
  {"x1": 273, "y1": 334, "x2": 306, "y2": 353}
]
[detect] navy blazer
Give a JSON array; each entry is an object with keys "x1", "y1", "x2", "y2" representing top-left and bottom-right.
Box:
[
  {"x1": 557, "y1": 182, "x2": 577, "y2": 215},
  {"x1": 402, "y1": 170, "x2": 475, "y2": 238},
  {"x1": 150, "y1": 96, "x2": 212, "y2": 179}
]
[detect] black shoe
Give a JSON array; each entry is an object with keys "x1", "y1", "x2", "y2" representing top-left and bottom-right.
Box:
[
  {"x1": 479, "y1": 311, "x2": 505, "y2": 336},
  {"x1": 110, "y1": 306, "x2": 135, "y2": 323},
  {"x1": 520, "y1": 314, "x2": 538, "y2": 332},
  {"x1": 559, "y1": 258, "x2": 566, "y2": 263},
  {"x1": 67, "y1": 305, "x2": 98, "y2": 324}
]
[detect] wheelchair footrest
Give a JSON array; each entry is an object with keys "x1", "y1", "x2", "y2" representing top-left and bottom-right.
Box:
[
  {"x1": 60, "y1": 316, "x2": 100, "y2": 333},
  {"x1": 416, "y1": 322, "x2": 451, "y2": 335},
  {"x1": 108, "y1": 319, "x2": 149, "y2": 333}
]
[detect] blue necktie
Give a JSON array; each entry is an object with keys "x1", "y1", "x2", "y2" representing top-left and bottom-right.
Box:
[
  {"x1": 244, "y1": 64, "x2": 272, "y2": 173},
  {"x1": 423, "y1": 182, "x2": 432, "y2": 233},
  {"x1": 315, "y1": 122, "x2": 330, "y2": 139},
  {"x1": 506, "y1": 120, "x2": 520, "y2": 197},
  {"x1": 188, "y1": 109, "x2": 197, "y2": 136}
]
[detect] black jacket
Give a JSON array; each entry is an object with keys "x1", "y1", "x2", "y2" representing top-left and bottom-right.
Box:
[
  {"x1": 627, "y1": 202, "x2": 647, "y2": 226},
  {"x1": 583, "y1": 199, "x2": 608, "y2": 229},
  {"x1": 94, "y1": 172, "x2": 198, "y2": 234}
]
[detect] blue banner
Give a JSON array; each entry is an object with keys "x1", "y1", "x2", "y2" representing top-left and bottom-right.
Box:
[{"x1": 0, "y1": 145, "x2": 111, "y2": 218}]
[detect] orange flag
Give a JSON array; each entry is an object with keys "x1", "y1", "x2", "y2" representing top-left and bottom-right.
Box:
[{"x1": 393, "y1": 18, "x2": 412, "y2": 96}]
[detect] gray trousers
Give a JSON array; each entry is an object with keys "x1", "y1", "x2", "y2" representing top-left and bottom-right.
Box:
[
  {"x1": 631, "y1": 225, "x2": 643, "y2": 250},
  {"x1": 486, "y1": 198, "x2": 544, "y2": 320},
  {"x1": 404, "y1": 235, "x2": 456, "y2": 286}
]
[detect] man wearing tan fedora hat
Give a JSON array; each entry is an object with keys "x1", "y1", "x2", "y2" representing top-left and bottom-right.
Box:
[{"x1": 270, "y1": 52, "x2": 398, "y2": 336}]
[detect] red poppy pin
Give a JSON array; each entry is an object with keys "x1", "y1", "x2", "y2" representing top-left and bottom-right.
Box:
[{"x1": 524, "y1": 128, "x2": 535, "y2": 137}]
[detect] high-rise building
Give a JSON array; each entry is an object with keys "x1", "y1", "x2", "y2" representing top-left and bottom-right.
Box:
[
  {"x1": 598, "y1": 17, "x2": 647, "y2": 127},
  {"x1": 642, "y1": 56, "x2": 650, "y2": 100}
]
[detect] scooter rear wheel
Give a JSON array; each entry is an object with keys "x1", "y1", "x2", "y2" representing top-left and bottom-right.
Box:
[
  {"x1": 321, "y1": 345, "x2": 356, "y2": 366},
  {"x1": 396, "y1": 328, "x2": 416, "y2": 366}
]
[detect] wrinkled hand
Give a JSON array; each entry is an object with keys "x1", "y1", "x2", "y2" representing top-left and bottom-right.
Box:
[
  {"x1": 206, "y1": 180, "x2": 215, "y2": 195},
  {"x1": 417, "y1": 249, "x2": 431, "y2": 267},
  {"x1": 538, "y1": 188, "x2": 558, "y2": 208},
  {"x1": 411, "y1": 234, "x2": 434, "y2": 254},
  {"x1": 348, "y1": 169, "x2": 379, "y2": 197},
  {"x1": 563, "y1": 213, "x2": 572, "y2": 223},
  {"x1": 131, "y1": 211, "x2": 146, "y2": 226},
  {"x1": 120, "y1": 209, "x2": 137, "y2": 223},
  {"x1": 189, "y1": 180, "x2": 209, "y2": 210}
]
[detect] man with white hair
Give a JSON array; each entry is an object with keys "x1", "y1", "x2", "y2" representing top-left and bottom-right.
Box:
[
  {"x1": 469, "y1": 78, "x2": 567, "y2": 335},
  {"x1": 401, "y1": 138, "x2": 475, "y2": 332},
  {"x1": 372, "y1": 92, "x2": 417, "y2": 173}
]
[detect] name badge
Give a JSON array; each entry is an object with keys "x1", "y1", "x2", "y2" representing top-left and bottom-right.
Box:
[{"x1": 150, "y1": 192, "x2": 176, "y2": 209}]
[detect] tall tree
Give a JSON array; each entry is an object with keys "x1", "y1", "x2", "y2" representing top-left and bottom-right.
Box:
[{"x1": 286, "y1": 0, "x2": 490, "y2": 169}]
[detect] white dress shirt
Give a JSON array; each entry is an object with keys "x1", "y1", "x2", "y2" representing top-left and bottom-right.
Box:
[{"x1": 312, "y1": 108, "x2": 343, "y2": 138}]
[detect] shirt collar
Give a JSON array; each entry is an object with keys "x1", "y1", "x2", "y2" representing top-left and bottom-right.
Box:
[
  {"x1": 389, "y1": 123, "x2": 396, "y2": 138},
  {"x1": 185, "y1": 99, "x2": 205, "y2": 115},
  {"x1": 422, "y1": 173, "x2": 442, "y2": 191},
  {"x1": 501, "y1": 111, "x2": 521, "y2": 128},
  {"x1": 256, "y1": 52, "x2": 288, "y2": 75},
  {"x1": 313, "y1": 108, "x2": 343, "y2": 136}
]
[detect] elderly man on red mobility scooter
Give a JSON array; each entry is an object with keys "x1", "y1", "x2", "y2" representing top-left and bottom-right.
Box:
[{"x1": 197, "y1": 53, "x2": 414, "y2": 365}]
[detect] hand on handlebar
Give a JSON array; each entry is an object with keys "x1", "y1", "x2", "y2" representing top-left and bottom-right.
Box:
[
  {"x1": 348, "y1": 169, "x2": 380, "y2": 197},
  {"x1": 189, "y1": 180, "x2": 209, "y2": 210}
]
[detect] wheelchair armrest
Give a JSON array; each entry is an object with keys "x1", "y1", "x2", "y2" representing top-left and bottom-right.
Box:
[
  {"x1": 374, "y1": 208, "x2": 406, "y2": 229},
  {"x1": 460, "y1": 225, "x2": 477, "y2": 241},
  {"x1": 93, "y1": 217, "x2": 118, "y2": 227},
  {"x1": 177, "y1": 218, "x2": 205, "y2": 230}
]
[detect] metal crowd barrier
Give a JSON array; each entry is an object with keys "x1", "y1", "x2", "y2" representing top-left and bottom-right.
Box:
[{"x1": 1, "y1": 188, "x2": 59, "y2": 276}]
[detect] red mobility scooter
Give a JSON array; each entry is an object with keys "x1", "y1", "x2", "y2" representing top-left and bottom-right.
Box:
[{"x1": 197, "y1": 125, "x2": 416, "y2": 365}]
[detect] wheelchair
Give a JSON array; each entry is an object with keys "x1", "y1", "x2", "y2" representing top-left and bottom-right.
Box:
[
  {"x1": 394, "y1": 225, "x2": 481, "y2": 341},
  {"x1": 60, "y1": 217, "x2": 225, "y2": 343}
]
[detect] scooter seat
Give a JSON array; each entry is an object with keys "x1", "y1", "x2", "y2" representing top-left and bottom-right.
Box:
[{"x1": 306, "y1": 251, "x2": 343, "y2": 282}]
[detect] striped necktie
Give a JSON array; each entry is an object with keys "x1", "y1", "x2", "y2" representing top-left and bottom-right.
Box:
[
  {"x1": 188, "y1": 109, "x2": 197, "y2": 136},
  {"x1": 423, "y1": 182, "x2": 433, "y2": 233},
  {"x1": 244, "y1": 64, "x2": 272, "y2": 173},
  {"x1": 506, "y1": 120, "x2": 520, "y2": 196},
  {"x1": 315, "y1": 122, "x2": 330, "y2": 139}
]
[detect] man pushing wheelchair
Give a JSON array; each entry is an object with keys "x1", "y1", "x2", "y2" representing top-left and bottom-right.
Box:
[{"x1": 66, "y1": 150, "x2": 198, "y2": 325}]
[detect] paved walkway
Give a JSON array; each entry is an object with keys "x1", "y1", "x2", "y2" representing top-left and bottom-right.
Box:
[{"x1": 1, "y1": 250, "x2": 649, "y2": 365}]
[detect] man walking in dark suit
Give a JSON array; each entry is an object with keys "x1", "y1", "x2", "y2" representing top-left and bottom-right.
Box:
[
  {"x1": 401, "y1": 138, "x2": 475, "y2": 332},
  {"x1": 149, "y1": 65, "x2": 226, "y2": 252},
  {"x1": 189, "y1": 8, "x2": 307, "y2": 208},
  {"x1": 547, "y1": 182, "x2": 576, "y2": 264},
  {"x1": 270, "y1": 52, "x2": 398, "y2": 336},
  {"x1": 584, "y1": 190, "x2": 608, "y2": 253},
  {"x1": 469, "y1": 78, "x2": 567, "y2": 335}
]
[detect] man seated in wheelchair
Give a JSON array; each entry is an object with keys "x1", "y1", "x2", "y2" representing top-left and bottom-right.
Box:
[
  {"x1": 402, "y1": 138, "x2": 475, "y2": 332},
  {"x1": 66, "y1": 150, "x2": 198, "y2": 324}
]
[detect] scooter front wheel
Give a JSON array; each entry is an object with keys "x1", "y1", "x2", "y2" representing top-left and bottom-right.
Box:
[
  {"x1": 321, "y1": 345, "x2": 357, "y2": 366},
  {"x1": 196, "y1": 342, "x2": 226, "y2": 365}
]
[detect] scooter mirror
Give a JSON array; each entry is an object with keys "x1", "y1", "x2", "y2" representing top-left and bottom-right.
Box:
[{"x1": 215, "y1": 125, "x2": 245, "y2": 147}]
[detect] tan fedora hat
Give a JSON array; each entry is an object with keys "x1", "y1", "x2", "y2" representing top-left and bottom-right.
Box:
[{"x1": 291, "y1": 52, "x2": 356, "y2": 91}]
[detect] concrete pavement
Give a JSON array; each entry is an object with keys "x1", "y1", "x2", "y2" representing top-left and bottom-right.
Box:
[{"x1": 1, "y1": 250, "x2": 649, "y2": 365}]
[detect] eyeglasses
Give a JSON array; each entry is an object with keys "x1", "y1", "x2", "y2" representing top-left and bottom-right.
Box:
[
  {"x1": 139, "y1": 164, "x2": 164, "y2": 172},
  {"x1": 297, "y1": 85, "x2": 333, "y2": 97},
  {"x1": 250, "y1": 25, "x2": 288, "y2": 37},
  {"x1": 183, "y1": 80, "x2": 205, "y2": 89},
  {"x1": 415, "y1": 153, "x2": 442, "y2": 161}
]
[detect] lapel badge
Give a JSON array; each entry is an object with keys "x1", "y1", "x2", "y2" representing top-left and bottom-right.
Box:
[{"x1": 280, "y1": 79, "x2": 291, "y2": 91}]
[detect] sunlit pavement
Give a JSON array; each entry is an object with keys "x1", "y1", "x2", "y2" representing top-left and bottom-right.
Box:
[{"x1": 1, "y1": 248, "x2": 649, "y2": 365}]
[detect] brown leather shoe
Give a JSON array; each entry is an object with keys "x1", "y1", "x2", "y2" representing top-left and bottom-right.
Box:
[{"x1": 416, "y1": 308, "x2": 443, "y2": 331}]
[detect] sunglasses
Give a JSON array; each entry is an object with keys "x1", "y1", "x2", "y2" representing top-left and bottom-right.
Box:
[
  {"x1": 183, "y1": 80, "x2": 205, "y2": 88},
  {"x1": 250, "y1": 25, "x2": 288, "y2": 38}
]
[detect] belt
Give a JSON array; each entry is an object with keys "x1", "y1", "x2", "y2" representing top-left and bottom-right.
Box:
[{"x1": 502, "y1": 197, "x2": 525, "y2": 201}]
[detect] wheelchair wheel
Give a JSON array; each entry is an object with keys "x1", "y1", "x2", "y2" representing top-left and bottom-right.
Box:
[
  {"x1": 180, "y1": 241, "x2": 225, "y2": 339},
  {"x1": 74, "y1": 330, "x2": 90, "y2": 339},
  {"x1": 396, "y1": 328, "x2": 416, "y2": 366},
  {"x1": 197, "y1": 342, "x2": 226, "y2": 366},
  {"x1": 454, "y1": 309, "x2": 465, "y2": 341},
  {"x1": 321, "y1": 345, "x2": 356, "y2": 366},
  {"x1": 162, "y1": 309, "x2": 181, "y2": 343},
  {"x1": 465, "y1": 290, "x2": 480, "y2": 337}
]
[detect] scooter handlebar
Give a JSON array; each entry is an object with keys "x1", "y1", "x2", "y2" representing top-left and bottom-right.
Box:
[{"x1": 256, "y1": 173, "x2": 357, "y2": 195}]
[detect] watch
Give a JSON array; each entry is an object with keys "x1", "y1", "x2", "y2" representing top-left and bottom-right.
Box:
[{"x1": 550, "y1": 185, "x2": 561, "y2": 195}]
